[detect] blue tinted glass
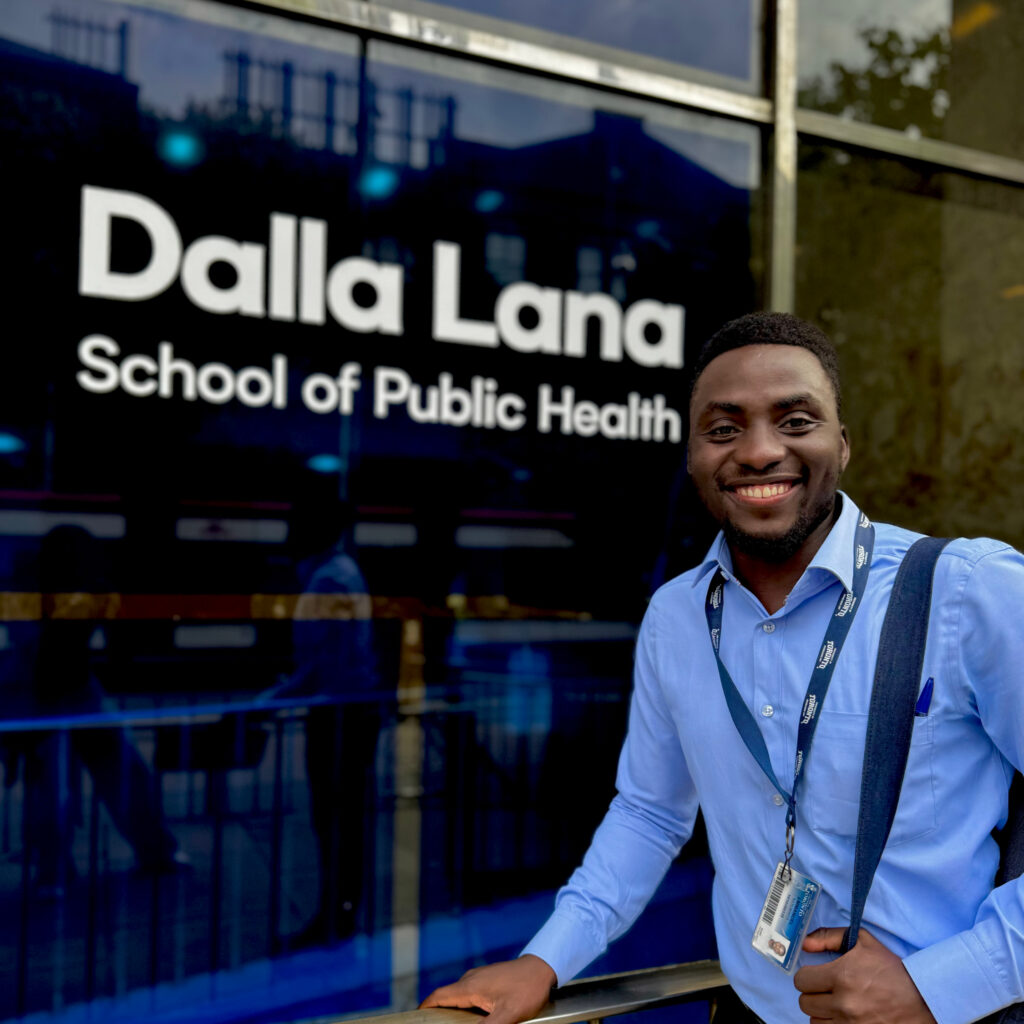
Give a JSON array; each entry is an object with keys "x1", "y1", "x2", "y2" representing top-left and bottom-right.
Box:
[
  {"x1": 0, "y1": 1, "x2": 759, "y2": 1021},
  {"x1": 412, "y1": 0, "x2": 760, "y2": 87}
]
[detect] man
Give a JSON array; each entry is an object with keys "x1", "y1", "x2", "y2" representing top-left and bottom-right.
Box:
[{"x1": 422, "y1": 312, "x2": 1024, "y2": 1023}]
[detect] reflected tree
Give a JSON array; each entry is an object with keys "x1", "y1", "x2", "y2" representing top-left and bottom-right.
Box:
[{"x1": 799, "y1": 27, "x2": 950, "y2": 138}]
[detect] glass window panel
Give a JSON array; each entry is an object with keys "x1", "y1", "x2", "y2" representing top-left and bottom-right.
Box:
[
  {"x1": 796, "y1": 142, "x2": 1024, "y2": 544},
  {"x1": 0, "y1": 0, "x2": 761, "y2": 1019},
  {"x1": 380, "y1": 0, "x2": 763, "y2": 94},
  {"x1": 798, "y1": 0, "x2": 1024, "y2": 161}
]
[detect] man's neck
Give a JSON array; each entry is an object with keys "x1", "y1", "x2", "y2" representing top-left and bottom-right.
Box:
[{"x1": 727, "y1": 506, "x2": 840, "y2": 615}]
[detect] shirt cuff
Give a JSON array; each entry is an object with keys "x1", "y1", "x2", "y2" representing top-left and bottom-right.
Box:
[
  {"x1": 903, "y1": 925, "x2": 1016, "y2": 1024},
  {"x1": 520, "y1": 909, "x2": 606, "y2": 988}
]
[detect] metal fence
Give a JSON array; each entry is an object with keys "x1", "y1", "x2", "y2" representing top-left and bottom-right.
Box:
[{"x1": 0, "y1": 700, "x2": 385, "y2": 1018}]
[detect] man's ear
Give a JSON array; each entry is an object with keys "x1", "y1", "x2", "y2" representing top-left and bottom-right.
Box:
[{"x1": 839, "y1": 425, "x2": 850, "y2": 472}]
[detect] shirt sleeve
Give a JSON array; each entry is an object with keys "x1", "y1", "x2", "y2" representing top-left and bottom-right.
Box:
[
  {"x1": 521, "y1": 597, "x2": 701, "y2": 984},
  {"x1": 903, "y1": 543, "x2": 1024, "y2": 1024}
]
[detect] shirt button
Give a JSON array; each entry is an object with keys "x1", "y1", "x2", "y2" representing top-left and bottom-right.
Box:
[
  {"x1": 760, "y1": 704, "x2": 775, "y2": 718},
  {"x1": 762, "y1": 622, "x2": 776, "y2": 633},
  {"x1": 772, "y1": 794, "x2": 785, "y2": 806}
]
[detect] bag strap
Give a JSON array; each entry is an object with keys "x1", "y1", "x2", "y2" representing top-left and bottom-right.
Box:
[
  {"x1": 989, "y1": 771, "x2": 1024, "y2": 1024},
  {"x1": 840, "y1": 536, "x2": 951, "y2": 953}
]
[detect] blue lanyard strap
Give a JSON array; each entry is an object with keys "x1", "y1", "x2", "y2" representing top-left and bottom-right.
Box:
[{"x1": 704, "y1": 514, "x2": 875, "y2": 836}]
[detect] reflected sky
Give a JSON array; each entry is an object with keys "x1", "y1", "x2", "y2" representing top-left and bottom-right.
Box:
[
  {"x1": 371, "y1": 43, "x2": 759, "y2": 189},
  {"x1": 418, "y1": 0, "x2": 758, "y2": 84},
  {"x1": 799, "y1": 0, "x2": 950, "y2": 81}
]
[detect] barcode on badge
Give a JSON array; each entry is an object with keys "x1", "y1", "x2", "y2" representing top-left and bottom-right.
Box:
[{"x1": 760, "y1": 865, "x2": 787, "y2": 926}]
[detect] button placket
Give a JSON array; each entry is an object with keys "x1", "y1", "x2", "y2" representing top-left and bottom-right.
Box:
[{"x1": 754, "y1": 616, "x2": 784, "y2": 793}]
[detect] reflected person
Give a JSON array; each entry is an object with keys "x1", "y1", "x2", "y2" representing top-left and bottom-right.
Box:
[
  {"x1": 285, "y1": 492, "x2": 378, "y2": 946},
  {"x1": 27, "y1": 526, "x2": 183, "y2": 893}
]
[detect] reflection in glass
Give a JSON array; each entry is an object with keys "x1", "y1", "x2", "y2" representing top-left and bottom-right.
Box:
[
  {"x1": 383, "y1": 0, "x2": 761, "y2": 91},
  {"x1": 799, "y1": 0, "x2": 1024, "y2": 160},
  {"x1": 796, "y1": 143, "x2": 1024, "y2": 544}
]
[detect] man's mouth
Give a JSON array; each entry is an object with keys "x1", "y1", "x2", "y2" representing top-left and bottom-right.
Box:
[{"x1": 727, "y1": 480, "x2": 798, "y2": 504}]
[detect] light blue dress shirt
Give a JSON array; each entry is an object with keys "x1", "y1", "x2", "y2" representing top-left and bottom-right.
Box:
[{"x1": 522, "y1": 494, "x2": 1024, "y2": 1023}]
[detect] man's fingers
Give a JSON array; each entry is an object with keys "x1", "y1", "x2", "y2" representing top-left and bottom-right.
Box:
[
  {"x1": 802, "y1": 926, "x2": 849, "y2": 953},
  {"x1": 421, "y1": 983, "x2": 492, "y2": 1011},
  {"x1": 419, "y1": 990, "x2": 465, "y2": 1010},
  {"x1": 795, "y1": 928, "x2": 935, "y2": 1024},
  {"x1": 792, "y1": 960, "x2": 837, "y2": 994},
  {"x1": 420, "y1": 956, "x2": 556, "y2": 1023},
  {"x1": 796, "y1": 991, "x2": 833, "y2": 1019}
]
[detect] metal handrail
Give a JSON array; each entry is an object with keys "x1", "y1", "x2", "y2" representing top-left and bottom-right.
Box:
[{"x1": 341, "y1": 961, "x2": 729, "y2": 1024}]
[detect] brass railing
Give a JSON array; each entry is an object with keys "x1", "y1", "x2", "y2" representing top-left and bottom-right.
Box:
[{"x1": 339, "y1": 961, "x2": 729, "y2": 1024}]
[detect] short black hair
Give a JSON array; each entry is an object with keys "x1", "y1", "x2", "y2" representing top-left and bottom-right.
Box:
[{"x1": 688, "y1": 312, "x2": 843, "y2": 419}]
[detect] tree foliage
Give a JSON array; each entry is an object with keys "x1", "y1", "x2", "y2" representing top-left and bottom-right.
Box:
[{"x1": 799, "y1": 27, "x2": 950, "y2": 138}]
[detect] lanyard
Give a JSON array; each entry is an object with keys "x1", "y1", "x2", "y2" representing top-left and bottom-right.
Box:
[{"x1": 704, "y1": 513, "x2": 875, "y2": 864}]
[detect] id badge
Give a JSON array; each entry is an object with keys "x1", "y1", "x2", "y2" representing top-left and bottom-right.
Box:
[{"x1": 751, "y1": 861, "x2": 820, "y2": 973}]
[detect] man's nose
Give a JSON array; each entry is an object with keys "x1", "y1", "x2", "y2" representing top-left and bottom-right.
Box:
[{"x1": 734, "y1": 421, "x2": 785, "y2": 470}]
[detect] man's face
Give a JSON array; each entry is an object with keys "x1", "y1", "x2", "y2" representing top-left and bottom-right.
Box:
[{"x1": 687, "y1": 344, "x2": 849, "y2": 563}]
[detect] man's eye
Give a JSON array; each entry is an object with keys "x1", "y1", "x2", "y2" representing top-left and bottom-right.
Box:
[
  {"x1": 782, "y1": 416, "x2": 814, "y2": 431},
  {"x1": 706, "y1": 424, "x2": 739, "y2": 438}
]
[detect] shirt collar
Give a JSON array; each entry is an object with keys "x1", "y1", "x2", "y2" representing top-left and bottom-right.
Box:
[{"x1": 691, "y1": 491, "x2": 862, "y2": 594}]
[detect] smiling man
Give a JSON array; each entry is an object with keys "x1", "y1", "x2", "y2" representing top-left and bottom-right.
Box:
[{"x1": 422, "y1": 312, "x2": 1024, "y2": 1023}]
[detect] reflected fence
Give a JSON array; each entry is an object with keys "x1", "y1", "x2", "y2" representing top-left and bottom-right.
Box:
[
  {"x1": 0, "y1": 650, "x2": 636, "y2": 1022},
  {"x1": 0, "y1": 700, "x2": 356, "y2": 1018}
]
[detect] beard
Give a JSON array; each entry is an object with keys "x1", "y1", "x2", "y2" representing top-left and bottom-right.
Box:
[{"x1": 721, "y1": 489, "x2": 840, "y2": 564}]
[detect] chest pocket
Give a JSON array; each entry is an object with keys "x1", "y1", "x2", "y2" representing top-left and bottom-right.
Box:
[{"x1": 802, "y1": 710, "x2": 937, "y2": 846}]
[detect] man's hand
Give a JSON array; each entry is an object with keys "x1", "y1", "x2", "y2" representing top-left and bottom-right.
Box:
[
  {"x1": 793, "y1": 927, "x2": 935, "y2": 1024},
  {"x1": 420, "y1": 954, "x2": 557, "y2": 1024}
]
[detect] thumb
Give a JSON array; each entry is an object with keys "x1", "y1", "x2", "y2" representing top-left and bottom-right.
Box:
[{"x1": 802, "y1": 926, "x2": 849, "y2": 953}]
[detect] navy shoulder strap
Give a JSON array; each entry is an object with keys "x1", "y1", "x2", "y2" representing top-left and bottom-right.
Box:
[
  {"x1": 841, "y1": 536, "x2": 950, "y2": 954},
  {"x1": 996, "y1": 772, "x2": 1024, "y2": 887}
]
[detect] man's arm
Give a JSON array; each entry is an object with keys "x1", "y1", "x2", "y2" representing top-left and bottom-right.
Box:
[
  {"x1": 796, "y1": 543, "x2": 1024, "y2": 1024},
  {"x1": 422, "y1": 601, "x2": 700, "y2": 1015},
  {"x1": 901, "y1": 544, "x2": 1024, "y2": 1023}
]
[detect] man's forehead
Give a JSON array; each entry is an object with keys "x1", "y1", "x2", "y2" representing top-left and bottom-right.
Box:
[
  {"x1": 700, "y1": 392, "x2": 819, "y2": 414},
  {"x1": 690, "y1": 344, "x2": 834, "y2": 411}
]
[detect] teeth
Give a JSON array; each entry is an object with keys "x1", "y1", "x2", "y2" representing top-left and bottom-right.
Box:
[{"x1": 737, "y1": 483, "x2": 791, "y2": 498}]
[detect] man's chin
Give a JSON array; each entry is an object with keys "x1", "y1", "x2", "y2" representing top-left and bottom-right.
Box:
[
  {"x1": 722, "y1": 521, "x2": 808, "y2": 564},
  {"x1": 720, "y1": 493, "x2": 838, "y2": 565}
]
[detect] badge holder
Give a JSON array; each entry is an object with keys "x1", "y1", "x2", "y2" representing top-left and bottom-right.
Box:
[{"x1": 751, "y1": 821, "x2": 820, "y2": 974}]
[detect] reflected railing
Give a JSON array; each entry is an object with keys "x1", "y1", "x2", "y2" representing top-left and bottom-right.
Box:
[
  {"x1": 0, "y1": 684, "x2": 645, "y2": 1020},
  {"x1": 0, "y1": 593, "x2": 701, "y2": 1022},
  {"x1": 0, "y1": 698, "x2": 391, "y2": 1019}
]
